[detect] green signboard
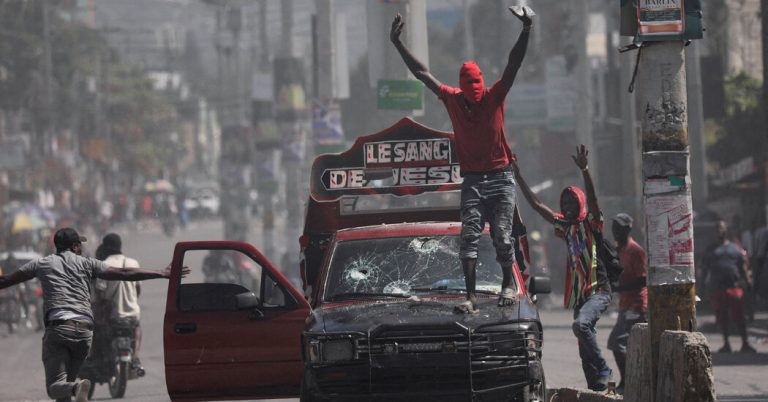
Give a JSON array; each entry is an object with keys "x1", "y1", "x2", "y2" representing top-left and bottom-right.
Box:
[{"x1": 377, "y1": 80, "x2": 423, "y2": 110}]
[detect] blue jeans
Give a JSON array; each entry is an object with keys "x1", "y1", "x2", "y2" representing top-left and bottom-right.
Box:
[
  {"x1": 42, "y1": 322, "x2": 93, "y2": 401},
  {"x1": 459, "y1": 170, "x2": 516, "y2": 265},
  {"x1": 572, "y1": 291, "x2": 612, "y2": 386}
]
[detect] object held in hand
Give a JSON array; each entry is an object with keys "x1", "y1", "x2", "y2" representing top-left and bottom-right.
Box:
[{"x1": 509, "y1": 5, "x2": 536, "y2": 18}]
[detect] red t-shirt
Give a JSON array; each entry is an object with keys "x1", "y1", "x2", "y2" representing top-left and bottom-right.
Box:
[
  {"x1": 438, "y1": 81, "x2": 513, "y2": 172},
  {"x1": 617, "y1": 238, "x2": 648, "y2": 313}
]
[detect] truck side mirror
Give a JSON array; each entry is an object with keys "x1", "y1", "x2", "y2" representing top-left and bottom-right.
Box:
[
  {"x1": 529, "y1": 276, "x2": 551, "y2": 295},
  {"x1": 235, "y1": 292, "x2": 260, "y2": 310}
]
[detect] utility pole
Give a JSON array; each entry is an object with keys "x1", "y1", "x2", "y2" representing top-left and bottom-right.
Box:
[
  {"x1": 41, "y1": 0, "x2": 55, "y2": 156},
  {"x1": 762, "y1": 0, "x2": 768, "y2": 225},
  {"x1": 636, "y1": 41, "x2": 697, "y2": 397},
  {"x1": 573, "y1": 0, "x2": 596, "y2": 178},
  {"x1": 686, "y1": 42, "x2": 708, "y2": 208}
]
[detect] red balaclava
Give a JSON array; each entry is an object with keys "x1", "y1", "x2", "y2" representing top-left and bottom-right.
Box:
[
  {"x1": 559, "y1": 186, "x2": 588, "y2": 223},
  {"x1": 459, "y1": 61, "x2": 484, "y2": 103}
]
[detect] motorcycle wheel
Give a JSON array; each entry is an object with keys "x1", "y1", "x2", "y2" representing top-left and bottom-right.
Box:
[{"x1": 109, "y1": 361, "x2": 128, "y2": 398}]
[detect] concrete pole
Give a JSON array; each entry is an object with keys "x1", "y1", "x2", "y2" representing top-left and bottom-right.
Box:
[
  {"x1": 619, "y1": 45, "x2": 642, "y2": 229},
  {"x1": 686, "y1": 42, "x2": 708, "y2": 208},
  {"x1": 41, "y1": 0, "x2": 54, "y2": 156},
  {"x1": 316, "y1": 0, "x2": 335, "y2": 99},
  {"x1": 574, "y1": 0, "x2": 596, "y2": 178},
  {"x1": 762, "y1": 0, "x2": 768, "y2": 226},
  {"x1": 636, "y1": 41, "x2": 697, "y2": 400},
  {"x1": 462, "y1": 0, "x2": 475, "y2": 61}
]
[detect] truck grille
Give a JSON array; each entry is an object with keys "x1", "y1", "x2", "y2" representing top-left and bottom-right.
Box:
[{"x1": 314, "y1": 325, "x2": 539, "y2": 397}]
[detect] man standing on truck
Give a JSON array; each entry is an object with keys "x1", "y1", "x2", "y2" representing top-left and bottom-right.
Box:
[
  {"x1": 390, "y1": 6, "x2": 533, "y2": 313},
  {"x1": 511, "y1": 146, "x2": 614, "y2": 391},
  {"x1": 0, "y1": 227, "x2": 188, "y2": 402}
]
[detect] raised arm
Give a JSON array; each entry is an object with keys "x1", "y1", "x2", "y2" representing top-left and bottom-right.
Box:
[
  {"x1": 510, "y1": 156, "x2": 557, "y2": 223},
  {"x1": 99, "y1": 264, "x2": 190, "y2": 281},
  {"x1": 497, "y1": 7, "x2": 533, "y2": 96},
  {"x1": 390, "y1": 13, "x2": 442, "y2": 95},
  {"x1": 572, "y1": 145, "x2": 600, "y2": 215}
]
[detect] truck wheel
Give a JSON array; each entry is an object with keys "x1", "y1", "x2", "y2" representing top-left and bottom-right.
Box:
[
  {"x1": 109, "y1": 361, "x2": 128, "y2": 398},
  {"x1": 522, "y1": 366, "x2": 546, "y2": 402},
  {"x1": 300, "y1": 369, "x2": 327, "y2": 402}
]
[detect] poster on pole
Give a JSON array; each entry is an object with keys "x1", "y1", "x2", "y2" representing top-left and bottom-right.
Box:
[
  {"x1": 645, "y1": 194, "x2": 694, "y2": 267},
  {"x1": 637, "y1": 0, "x2": 684, "y2": 37},
  {"x1": 312, "y1": 99, "x2": 345, "y2": 153}
]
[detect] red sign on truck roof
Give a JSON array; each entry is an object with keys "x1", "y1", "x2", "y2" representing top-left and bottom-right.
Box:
[{"x1": 310, "y1": 118, "x2": 462, "y2": 202}]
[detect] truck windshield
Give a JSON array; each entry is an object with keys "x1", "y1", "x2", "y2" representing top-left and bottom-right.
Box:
[{"x1": 323, "y1": 234, "x2": 514, "y2": 301}]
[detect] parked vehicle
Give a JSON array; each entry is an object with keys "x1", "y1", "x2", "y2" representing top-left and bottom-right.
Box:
[
  {"x1": 163, "y1": 119, "x2": 550, "y2": 401},
  {"x1": 0, "y1": 250, "x2": 44, "y2": 332},
  {"x1": 184, "y1": 187, "x2": 220, "y2": 218}
]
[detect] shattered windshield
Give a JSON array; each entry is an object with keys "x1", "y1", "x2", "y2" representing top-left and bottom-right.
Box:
[{"x1": 324, "y1": 234, "x2": 512, "y2": 301}]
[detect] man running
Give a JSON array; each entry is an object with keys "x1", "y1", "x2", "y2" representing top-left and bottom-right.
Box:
[
  {"x1": 390, "y1": 6, "x2": 533, "y2": 313},
  {"x1": 0, "y1": 228, "x2": 188, "y2": 402}
]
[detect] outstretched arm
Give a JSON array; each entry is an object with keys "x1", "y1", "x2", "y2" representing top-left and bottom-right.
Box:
[
  {"x1": 572, "y1": 145, "x2": 600, "y2": 215},
  {"x1": 0, "y1": 270, "x2": 32, "y2": 290},
  {"x1": 497, "y1": 7, "x2": 533, "y2": 96},
  {"x1": 100, "y1": 265, "x2": 191, "y2": 281},
  {"x1": 510, "y1": 156, "x2": 557, "y2": 223},
  {"x1": 390, "y1": 13, "x2": 442, "y2": 95}
]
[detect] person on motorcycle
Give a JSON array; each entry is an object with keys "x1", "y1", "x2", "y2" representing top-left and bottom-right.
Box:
[
  {"x1": 93, "y1": 233, "x2": 145, "y2": 373},
  {"x1": 0, "y1": 227, "x2": 189, "y2": 402}
]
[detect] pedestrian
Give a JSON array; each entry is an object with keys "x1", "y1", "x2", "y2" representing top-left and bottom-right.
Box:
[
  {"x1": 390, "y1": 6, "x2": 533, "y2": 313},
  {"x1": 702, "y1": 220, "x2": 756, "y2": 353},
  {"x1": 606, "y1": 213, "x2": 647, "y2": 395},
  {"x1": 511, "y1": 145, "x2": 613, "y2": 391},
  {"x1": 0, "y1": 227, "x2": 188, "y2": 402},
  {"x1": 92, "y1": 233, "x2": 145, "y2": 373}
]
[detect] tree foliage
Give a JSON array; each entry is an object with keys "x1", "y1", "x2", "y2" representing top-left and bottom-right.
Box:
[
  {"x1": 706, "y1": 73, "x2": 764, "y2": 167},
  {"x1": 0, "y1": 0, "x2": 183, "y2": 176}
]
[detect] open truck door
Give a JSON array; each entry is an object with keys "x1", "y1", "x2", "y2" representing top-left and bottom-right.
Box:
[{"x1": 164, "y1": 241, "x2": 309, "y2": 401}]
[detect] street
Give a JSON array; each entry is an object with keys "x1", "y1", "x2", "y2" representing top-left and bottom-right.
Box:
[{"x1": 1, "y1": 218, "x2": 767, "y2": 401}]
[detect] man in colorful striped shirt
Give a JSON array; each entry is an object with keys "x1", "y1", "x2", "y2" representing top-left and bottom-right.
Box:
[{"x1": 511, "y1": 145, "x2": 613, "y2": 391}]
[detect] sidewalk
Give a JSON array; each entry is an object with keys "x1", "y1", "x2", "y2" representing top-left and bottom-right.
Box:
[{"x1": 538, "y1": 294, "x2": 768, "y2": 399}]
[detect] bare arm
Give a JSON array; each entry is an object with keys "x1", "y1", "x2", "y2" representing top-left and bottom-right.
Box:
[
  {"x1": 0, "y1": 270, "x2": 32, "y2": 290},
  {"x1": 497, "y1": 7, "x2": 533, "y2": 96},
  {"x1": 99, "y1": 265, "x2": 191, "y2": 281},
  {"x1": 510, "y1": 156, "x2": 557, "y2": 223},
  {"x1": 572, "y1": 145, "x2": 600, "y2": 214},
  {"x1": 390, "y1": 13, "x2": 442, "y2": 95}
]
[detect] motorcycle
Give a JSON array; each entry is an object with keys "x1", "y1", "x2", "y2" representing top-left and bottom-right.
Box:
[
  {"x1": 80, "y1": 319, "x2": 144, "y2": 399},
  {"x1": 0, "y1": 284, "x2": 28, "y2": 333}
]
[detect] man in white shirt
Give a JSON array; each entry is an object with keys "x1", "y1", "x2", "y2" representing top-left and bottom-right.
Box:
[{"x1": 94, "y1": 233, "x2": 144, "y2": 372}]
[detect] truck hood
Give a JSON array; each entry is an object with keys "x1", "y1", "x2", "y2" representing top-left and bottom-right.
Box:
[{"x1": 306, "y1": 296, "x2": 541, "y2": 334}]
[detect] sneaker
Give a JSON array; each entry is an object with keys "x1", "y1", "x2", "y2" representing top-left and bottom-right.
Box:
[
  {"x1": 718, "y1": 343, "x2": 732, "y2": 353},
  {"x1": 131, "y1": 357, "x2": 143, "y2": 370},
  {"x1": 74, "y1": 379, "x2": 91, "y2": 402},
  {"x1": 590, "y1": 369, "x2": 612, "y2": 392},
  {"x1": 741, "y1": 343, "x2": 757, "y2": 354}
]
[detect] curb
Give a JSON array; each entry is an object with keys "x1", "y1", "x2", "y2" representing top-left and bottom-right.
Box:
[{"x1": 547, "y1": 388, "x2": 623, "y2": 402}]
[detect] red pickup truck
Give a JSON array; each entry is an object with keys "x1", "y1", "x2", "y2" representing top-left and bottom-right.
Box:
[{"x1": 163, "y1": 118, "x2": 551, "y2": 401}]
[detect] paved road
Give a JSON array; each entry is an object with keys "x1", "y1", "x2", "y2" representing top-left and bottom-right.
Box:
[{"x1": 1, "y1": 218, "x2": 766, "y2": 401}]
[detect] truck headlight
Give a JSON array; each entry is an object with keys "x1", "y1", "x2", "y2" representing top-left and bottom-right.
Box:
[
  {"x1": 323, "y1": 339, "x2": 354, "y2": 362},
  {"x1": 305, "y1": 336, "x2": 357, "y2": 363}
]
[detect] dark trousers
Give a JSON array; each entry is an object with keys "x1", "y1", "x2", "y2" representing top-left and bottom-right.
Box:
[
  {"x1": 459, "y1": 170, "x2": 517, "y2": 264},
  {"x1": 42, "y1": 322, "x2": 93, "y2": 401}
]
